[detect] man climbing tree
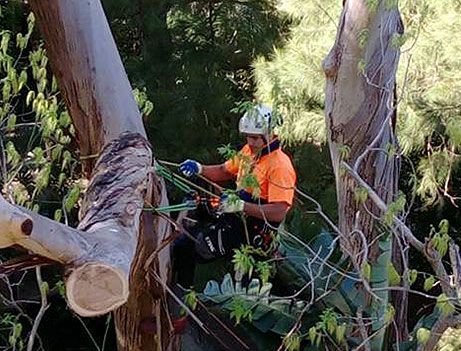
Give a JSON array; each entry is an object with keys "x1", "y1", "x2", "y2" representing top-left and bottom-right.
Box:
[{"x1": 174, "y1": 104, "x2": 296, "y2": 288}]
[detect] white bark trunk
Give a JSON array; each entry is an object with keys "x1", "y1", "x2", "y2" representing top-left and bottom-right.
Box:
[
  {"x1": 323, "y1": 0, "x2": 402, "y2": 261},
  {"x1": 29, "y1": 0, "x2": 145, "y2": 173},
  {"x1": 323, "y1": 0, "x2": 406, "y2": 340},
  {"x1": 25, "y1": 0, "x2": 176, "y2": 349}
]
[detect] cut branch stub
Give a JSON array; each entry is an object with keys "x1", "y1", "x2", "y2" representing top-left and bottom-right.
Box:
[
  {"x1": 0, "y1": 199, "x2": 34, "y2": 248},
  {"x1": 0, "y1": 133, "x2": 152, "y2": 317},
  {"x1": 66, "y1": 132, "x2": 152, "y2": 316}
]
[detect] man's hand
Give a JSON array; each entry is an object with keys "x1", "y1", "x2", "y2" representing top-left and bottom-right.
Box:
[
  {"x1": 219, "y1": 194, "x2": 245, "y2": 213},
  {"x1": 179, "y1": 159, "x2": 202, "y2": 177}
]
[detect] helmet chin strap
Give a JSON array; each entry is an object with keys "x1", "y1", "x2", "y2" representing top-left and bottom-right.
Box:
[
  {"x1": 259, "y1": 137, "x2": 280, "y2": 158},
  {"x1": 262, "y1": 131, "x2": 274, "y2": 145}
]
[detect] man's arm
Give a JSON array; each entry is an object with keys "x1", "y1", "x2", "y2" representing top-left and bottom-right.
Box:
[
  {"x1": 243, "y1": 201, "x2": 289, "y2": 223},
  {"x1": 202, "y1": 163, "x2": 235, "y2": 183}
]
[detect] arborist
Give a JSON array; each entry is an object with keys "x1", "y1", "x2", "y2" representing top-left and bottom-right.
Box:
[{"x1": 173, "y1": 104, "x2": 296, "y2": 288}]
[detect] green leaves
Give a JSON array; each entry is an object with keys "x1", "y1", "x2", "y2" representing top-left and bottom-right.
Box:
[
  {"x1": 6, "y1": 141, "x2": 20, "y2": 167},
  {"x1": 183, "y1": 289, "x2": 198, "y2": 312},
  {"x1": 55, "y1": 280, "x2": 66, "y2": 298},
  {"x1": 387, "y1": 262, "x2": 401, "y2": 286},
  {"x1": 201, "y1": 273, "x2": 304, "y2": 335},
  {"x1": 383, "y1": 304, "x2": 395, "y2": 325},
  {"x1": 365, "y1": 0, "x2": 379, "y2": 13},
  {"x1": 1, "y1": 314, "x2": 23, "y2": 350},
  {"x1": 240, "y1": 173, "x2": 260, "y2": 197},
  {"x1": 308, "y1": 326, "x2": 318, "y2": 346},
  {"x1": 391, "y1": 33, "x2": 407, "y2": 49},
  {"x1": 232, "y1": 246, "x2": 256, "y2": 278},
  {"x1": 54, "y1": 209, "x2": 62, "y2": 222},
  {"x1": 35, "y1": 164, "x2": 51, "y2": 194},
  {"x1": 306, "y1": 309, "x2": 347, "y2": 346},
  {"x1": 436, "y1": 293, "x2": 456, "y2": 317},
  {"x1": 8, "y1": 322, "x2": 22, "y2": 349},
  {"x1": 255, "y1": 261, "x2": 272, "y2": 285},
  {"x1": 385, "y1": 0, "x2": 398, "y2": 10},
  {"x1": 133, "y1": 87, "x2": 154, "y2": 118},
  {"x1": 1, "y1": 30, "x2": 11, "y2": 55},
  {"x1": 423, "y1": 275, "x2": 436, "y2": 292},
  {"x1": 416, "y1": 327, "x2": 431, "y2": 345},
  {"x1": 447, "y1": 118, "x2": 461, "y2": 145},
  {"x1": 408, "y1": 269, "x2": 418, "y2": 286},
  {"x1": 229, "y1": 297, "x2": 253, "y2": 325},
  {"x1": 217, "y1": 143, "x2": 238, "y2": 160},
  {"x1": 282, "y1": 332, "x2": 301, "y2": 351},
  {"x1": 358, "y1": 29, "x2": 370, "y2": 49},
  {"x1": 354, "y1": 186, "x2": 369, "y2": 205},
  {"x1": 429, "y1": 220, "x2": 451, "y2": 257},
  {"x1": 338, "y1": 144, "x2": 351, "y2": 160},
  {"x1": 362, "y1": 261, "x2": 371, "y2": 281},
  {"x1": 40, "y1": 281, "x2": 49, "y2": 295},
  {"x1": 383, "y1": 192, "x2": 406, "y2": 226},
  {"x1": 230, "y1": 101, "x2": 255, "y2": 115},
  {"x1": 64, "y1": 185, "x2": 80, "y2": 213}
]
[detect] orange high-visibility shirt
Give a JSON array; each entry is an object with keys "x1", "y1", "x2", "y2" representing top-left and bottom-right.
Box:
[{"x1": 224, "y1": 144, "x2": 296, "y2": 207}]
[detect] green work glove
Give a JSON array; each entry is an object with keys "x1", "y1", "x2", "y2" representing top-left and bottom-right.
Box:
[{"x1": 219, "y1": 194, "x2": 245, "y2": 213}]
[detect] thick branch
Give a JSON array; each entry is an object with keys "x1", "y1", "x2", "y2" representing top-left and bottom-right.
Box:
[
  {"x1": 0, "y1": 133, "x2": 152, "y2": 316},
  {"x1": 29, "y1": 1, "x2": 176, "y2": 348}
]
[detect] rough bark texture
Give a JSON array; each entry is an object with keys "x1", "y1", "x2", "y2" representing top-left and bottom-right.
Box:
[
  {"x1": 323, "y1": 0, "x2": 406, "y2": 340},
  {"x1": 0, "y1": 133, "x2": 151, "y2": 316},
  {"x1": 29, "y1": 0, "x2": 176, "y2": 349},
  {"x1": 114, "y1": 177, "x2": 174, "y2": 350},
  {"x1": 68, "y1": 132, "x2": 152, "y2": 316}
]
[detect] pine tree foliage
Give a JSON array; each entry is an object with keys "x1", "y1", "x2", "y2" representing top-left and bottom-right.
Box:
[
  {"x1": 397, "y1": 0, "x2": 461, "y2": 205},
  {"x1": 254, "y1": 0, "x2": 341, "y2": 145},
  {"x1": 254, "y1": 0, "x2": 461, "y2": 205}
]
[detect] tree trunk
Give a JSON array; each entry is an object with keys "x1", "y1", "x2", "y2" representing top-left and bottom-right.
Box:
[
  {"x1": 26, "y1": 0, "x2": 177, "y2": 350},
  {"x1": 323, "y1": 0, "x2": 407, "y2": 341}
]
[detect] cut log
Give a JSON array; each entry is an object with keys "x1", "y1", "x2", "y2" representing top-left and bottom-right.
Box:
[
  {"x1": 0, "y1": 133, "x2": 151, "y2": 317},
  {"x1": 26, "y1": 0, "x2": 177, "y2": 348}
]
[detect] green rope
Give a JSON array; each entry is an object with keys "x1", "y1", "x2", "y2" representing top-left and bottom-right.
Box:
[
  {"x1": 149, "y1": 160, "x2": 221, "y2": 213},
  {"x1": 155, "y1": 161, "x2": 220, "y2": 198},
  {"x1": 154, "y1": 164, "x2": 193, "y2": 193},
  {"x1": 147, "y1": 201, "x2": 196, "y2": 213}
]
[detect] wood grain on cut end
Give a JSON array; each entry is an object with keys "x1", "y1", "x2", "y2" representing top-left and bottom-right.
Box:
[{"x1": 66, "y1": 262, "x2": 129, "y2": 317}]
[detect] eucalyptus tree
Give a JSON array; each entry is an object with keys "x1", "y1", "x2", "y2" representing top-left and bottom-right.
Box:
[
  {"x1": 251, "y1": 0, "x2": 461, "y2": 349},
  {"x1": 1, "y1": 0, "x2": 176, "y2": 350}
]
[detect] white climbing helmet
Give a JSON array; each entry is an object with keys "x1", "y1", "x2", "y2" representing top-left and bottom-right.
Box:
[{"x1": 238, "y1": 104, "x2": 275, "y2": 137}]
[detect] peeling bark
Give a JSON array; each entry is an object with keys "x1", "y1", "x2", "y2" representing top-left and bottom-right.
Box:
[
  {"x1": 323, "y1": 0, "x2": 403, "y2": 256},
  {"x1": 25, "y1": 0, "x2": 177, "y2": 350},
  {"x1": 323, "y1": 0, "x2": 406, "y2": 340},
  {"x1": 0, "y1": 133, "x2": 151, "y2": 316}
]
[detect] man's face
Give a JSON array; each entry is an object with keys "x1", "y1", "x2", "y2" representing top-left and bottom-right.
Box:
[{"x1": 245, "y1": 134, "x2": 265, "y2": 153}]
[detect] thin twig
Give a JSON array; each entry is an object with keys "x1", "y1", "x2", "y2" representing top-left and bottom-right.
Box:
[{"x1": 27, "y1": 267, "x2": 49, "y2": 351}]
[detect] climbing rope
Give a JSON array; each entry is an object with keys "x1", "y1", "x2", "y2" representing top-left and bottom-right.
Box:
[
  {"x1": 147, "y1": 160, "x2": 220, "y2": 214},
  {"x1": 157, "y1": 160, "x2": 223, "y2": 195}
]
